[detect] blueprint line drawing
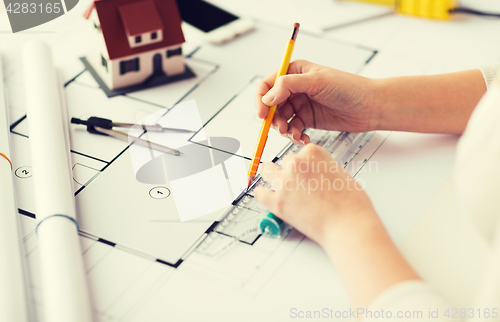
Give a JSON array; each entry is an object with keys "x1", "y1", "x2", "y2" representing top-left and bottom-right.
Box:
[{"x1": 2, "y1": 13, "x2": 393, "y2": 320}]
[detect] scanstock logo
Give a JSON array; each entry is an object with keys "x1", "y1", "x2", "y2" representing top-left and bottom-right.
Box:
[{"x1": 4, "y1": 0, "x2": 79, "y2": 32}]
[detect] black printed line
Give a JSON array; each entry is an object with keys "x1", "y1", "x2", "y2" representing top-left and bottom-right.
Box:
[
  {"x1": 156, "y1": 258, "x2": 182, "y2": 268},
  {"x1": 64, "y1": 69, "x2": 86, "y2": 87},
  {"x1": 18, "y1": 208, "x2": 35, "y2": 219},
  {"x1": 100, "y1": 145, "x2": 130, "y2": 172},
  {"x1": 185, "y1": 45, "x2": 201, "y2": 58},
  {"x1": 11, "y1": 131, "x2": 28, "y2": 138},
  {"x1": 97, "y1": 238, "x2": 116, "y2": 247},
  {"x1": 10, "y1": 115, "x2": 26, "y2": 131},
  {"x1": 74, "y1": 185, "x2": 86, "y2": 196},
  {"x1": 364, "y1": 50, "x2": 378, "y2": 65},
  {"x1": 70, "y1": 150, "x2": 109, "y2": 164},
  {"x1": 204, "y1": 221, "x2": 219, "y2": 234}
]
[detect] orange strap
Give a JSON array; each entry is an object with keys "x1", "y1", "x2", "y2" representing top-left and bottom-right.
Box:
[{"x1": 0, "y1": 153, "x2": 12, "y2": 170}]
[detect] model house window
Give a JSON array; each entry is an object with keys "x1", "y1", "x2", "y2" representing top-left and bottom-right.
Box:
[
  {"x1": 101, "y1": 55, "x2": 108, "y2": 72},
  {"x1": 135, "y1": 35, "x2": 142, "y2": 43},
  {"x1": 166, "y1": 48, "x2": 182, "y2": 58},
  {"x1": 151, "y1": 32, "x2": 157, "y2": 40},
  {"x1": 120, "y1": 58, "x2": 140, "y2": 75}
]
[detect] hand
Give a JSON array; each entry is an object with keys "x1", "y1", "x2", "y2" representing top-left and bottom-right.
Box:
[
  {"x1": 255, "y1": 60, "x2": 377, "y2": 145},
  {"x1": 253, "y1": 144, "x2": 377, "y2": 246}
]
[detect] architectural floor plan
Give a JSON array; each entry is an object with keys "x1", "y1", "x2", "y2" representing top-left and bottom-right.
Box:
[
  {"x1": 3, "y1": 19, "x2": 376, "y2": 319},
  {"x1": 3, "y1": 1, "x2": 487, "y2": 319}
]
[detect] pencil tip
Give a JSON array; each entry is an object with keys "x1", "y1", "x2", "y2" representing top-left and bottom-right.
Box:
[{"x1": 247, "y1": 175, "x2": 255, "y2": 187}]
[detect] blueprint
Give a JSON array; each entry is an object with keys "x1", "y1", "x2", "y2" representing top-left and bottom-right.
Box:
[
  {"x1": 2, "y1": 0, "x2": 492, "y2": 320},
  {"x1": 0, "y1": 2, "x2": 378, "y2": 319}
]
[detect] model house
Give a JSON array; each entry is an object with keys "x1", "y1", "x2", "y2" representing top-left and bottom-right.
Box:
[{"x1": 83, "y1": 0, "x2": 188, "y2": 92}]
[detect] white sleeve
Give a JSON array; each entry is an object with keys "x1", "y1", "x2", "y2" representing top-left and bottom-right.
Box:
[
  {"x1": 362, "y1": 280, "x2": 455, "y2": 322},
  {"x1": 479, "y1": 64, "x2": 500, "y2": 91},
  {"x1": 364, "y1": 231, "x2": 500, "y2": 322},
  {"x1": 362, "y1": 79, "x2": 500, "y2": 322}
]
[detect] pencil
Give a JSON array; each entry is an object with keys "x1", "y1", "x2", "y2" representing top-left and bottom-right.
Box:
[
  {"x1": 0, "y1": 56, "x2": 30, "y2": 322},
  {"x1": 247, "y1": 22, "x2": 300, "y2": 186}
]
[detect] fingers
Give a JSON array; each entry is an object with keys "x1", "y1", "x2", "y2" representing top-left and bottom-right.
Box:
[
  {"x1": 262, "y1": 74, "x2": 308, "y2": 107},
  {"x1": 255, "y1": 70, "x2": 281, "y2": 119},
  {"x1": 258, "y1": 99, "x2": 309, "y2": 144},
  {"x1": 284, "y1": 132, "x2": 310, "y2": 145},
  {"x1": 255, "y1": 60, "x2": 318, "y2": 117},
  {"x1": 261, "y1": 60, "x2": 319, "y2": 106},
  {"x1": 255, "y1": 78, "x2": 273, "y2": 119},
  {"x1": 262, "y1": 98, "x2": 308, "y2": 143},
  {"x1": 272, "y1": 114, "x2": 289, "y2": 135},
  {"x1": 255, "y1": 60, "x2": 315, "y2": 120},
  {"x1": 297, "y1": 143, "x2": 327, "y2": 158},
  {"x1": 258, "y1": 162, "x2": 283, "y2": 187},
  {"x1": 277, "y1": 101, "x2": 295, "y2": 121},
  {"x1": 270, "y1": 101, "x2": 295, "y2": 134},
  {"x1": 287, "y1": 115, "x2": 306, "y2": 140},
  {"x1": 255, "y1": 59, "x2": 319, "y2": 144},
  {"x1": 253, "y1": 186, "x2": 276, "y2": 212},
  {"x1": 272, "y1": 118, "x2": 309, "y2": 145},
  {"x1": 299, "y1": 133, "x2": 311, "y2": 145},
  {"x1": 286, "y1": 59, "x2": 316, "y2": 75}
]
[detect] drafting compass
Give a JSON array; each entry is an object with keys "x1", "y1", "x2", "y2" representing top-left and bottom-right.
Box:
[{"x1": 71, "y1": 116, "x2": 194, "y2": 156}]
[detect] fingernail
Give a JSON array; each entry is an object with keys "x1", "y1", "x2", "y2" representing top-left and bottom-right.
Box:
[
  {"x1": 300, "y1": 140, "x2": 305, "y2": 145},
  {"x1": 262, "y1": 90, "x2": 275, "y2": 104},
  {"x1": 287, "y1": 133, "x2": 294, "y2": 140}
]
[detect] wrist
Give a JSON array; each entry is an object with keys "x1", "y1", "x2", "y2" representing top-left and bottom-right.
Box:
[
  {"x1": 366, "y1": 78, "x2": 393, "y2": 131},
  {"x1": 319, "y1": 207, "x2": 382, "y2": 250}
]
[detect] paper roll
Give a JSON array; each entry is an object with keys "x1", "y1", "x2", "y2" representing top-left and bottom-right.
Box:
[
  {"x1": 0, "y1": 56, "x2": 30, "y2": 322},
  {"x1": 23, "y1": 41, "x2": 93, "y2": 322}
]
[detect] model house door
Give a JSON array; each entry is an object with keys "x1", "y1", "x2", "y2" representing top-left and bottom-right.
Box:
[{"x1": 153, "y1": 53, "x2": 162, "y2": 75}]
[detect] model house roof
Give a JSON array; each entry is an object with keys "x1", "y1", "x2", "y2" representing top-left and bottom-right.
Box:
[
  {"x1": 84, "y1": 0, "x2": 185, "y2": 60},
  {"x1": 118, "y1": 1, "x2": 164, "y2": 36}
]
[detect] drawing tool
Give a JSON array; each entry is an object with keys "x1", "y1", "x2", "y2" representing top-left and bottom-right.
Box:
[
  {"x1": 199, "y1": 130, "x2": 376, "y2": 255},
  {"x1": 0, "y1": 56, "x2": 30, "y2": 322},
  {"x1": 23, "y1": 41, "x2": 93, "y2": 322},
  {"x1": 71, "y1": 116, "x2": 184, "y2": 156},
  {"x1": 397, "y1": 0, "x2": 456, "y2": 19},
  {"x1": 247, "y1": 22, "x2": 299, "y2": 186},
  {"x1": 96, "y1": 126, "x2": 182, "y2": 155},
  {"x1": 259, "y1": 212, "x2": 285, "y2": 237},
  {"x1": 110, "y1": 122, "x2": 195, "y2": 133},
  {"x1": 71, "y1": 116, "x2": 195, "y2": 133}
]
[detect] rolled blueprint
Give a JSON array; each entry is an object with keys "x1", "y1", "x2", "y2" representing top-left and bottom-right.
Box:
[
  {"x1": 0, "y1": 56, "x2": 30, "y2": 322},
  {"x1": 23, "y1": 42, "x2": 92, "y2": 322}
]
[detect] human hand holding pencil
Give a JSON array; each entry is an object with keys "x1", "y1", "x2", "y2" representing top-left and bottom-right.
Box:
[{"x1": 247, "y1": 22, "x2": 300, "y2": 186}]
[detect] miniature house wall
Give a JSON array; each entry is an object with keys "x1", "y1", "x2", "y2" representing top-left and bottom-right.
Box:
[{"x1": 83, "y1": 0, "x2": 186, "y2": 91}]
